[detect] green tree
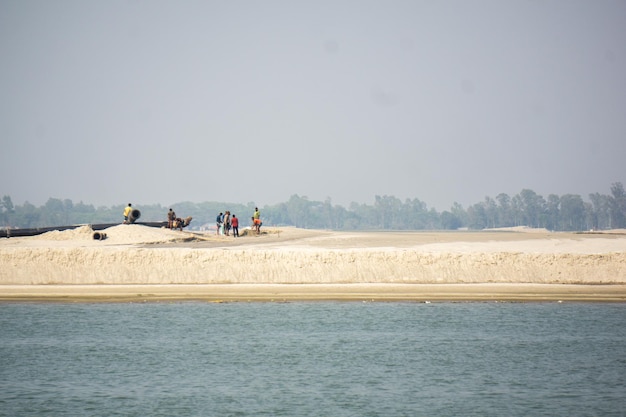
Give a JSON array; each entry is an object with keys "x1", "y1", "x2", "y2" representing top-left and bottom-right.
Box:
[
  {"x1": 483, "y1": 197, "x2": 498, "y2": 228},
  {"x1": 559, "y1": 194, "x2": 585, "y2": 231},
  {"x1": 17, "y1": 202, "x2": 40, "y2": 228},
  {"x1": 511, "y1": 194, "x2": 523, "y2": 226},
  {"x1": 374, "y1": 195, "x2": 402, "y2": 229},
  {"x1": 440, "y1": 210, "x2": 462, "y2": 230},
  {"x1": 545, "y1": 194, "x2": 560, "y2": 231},
  {"x1": 4, "y1": 184, "x2": 621, "y2": 232},
  {"x1": 450, "y1": 202, "x2": 468, "y2": 228},
  {"x1": 342, "y1": 205, "x2": 362, "y2": 230},
  {"x1": 322, "y1": 198, "x2": 335, "y2": 229},
  {"x1": 1, "y1": 195, "x2": 15, "y2": 227},
  {"x1": 43, "y1": 198, "x2": 66, "y2": 226},
  {"x1": 467, "y1": 202, "x2": 487, "y2": 229},
  {"x1": 286, "y1": 195, "x2": 311, "y2": 228},
  {"x1": 518, "y1": 189, "x2": 546, "y2": 228},
  {"x1": 401, "y1": 198, "x2": 430, "y2": 229},
  {"x1": 495, "y1": 193, "x2": 512, "y2": 226},
  {"x1": 72, "y1": 201, "x2": 96, "y2": 224},
  {"x1": 609, "y1": 182, "x2": 626, "y2": 228},
  {"x1": 589, "y1": 192, "x2": 611, "y2": 230},
  {"x1": 584, "y1": 201, "x2": 594, "y2": 232}
]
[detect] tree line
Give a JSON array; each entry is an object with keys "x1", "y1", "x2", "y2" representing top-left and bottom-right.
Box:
[{"x1": 2, "y1": 182, "x2": 625, "y2": 232}]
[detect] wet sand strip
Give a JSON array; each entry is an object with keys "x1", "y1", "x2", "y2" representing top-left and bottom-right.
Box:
[{"x1": 1, "y1": 283, "x2": 625, "y2": 303}]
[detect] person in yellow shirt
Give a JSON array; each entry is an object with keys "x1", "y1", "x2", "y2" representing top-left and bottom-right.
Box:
[
  {"x1": 253, "y1": 207, "x2": 261, "y2": 234},
  {"x1": 123, "y1": 203, "x2": 133, "y2": 224}
]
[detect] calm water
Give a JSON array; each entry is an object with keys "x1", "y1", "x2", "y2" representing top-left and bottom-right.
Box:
[{"x1": 1, "y1": 302, "x2": 625, "y2": 417}]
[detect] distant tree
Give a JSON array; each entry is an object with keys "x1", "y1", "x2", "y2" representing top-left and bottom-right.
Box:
[
  {"x1": 440, "y1": 210, "x2": 462, "y2": 230},
  {"x1": 589, "y1": 192, "x2": 611, "y2": 230},
  {"x1": 18, "y1": 201, "x2": 40, "y2": 228},
  {"x1": 584, "y1": 201, "x2": 594, "y2": 231},
  {"x1": 286, "y1": 194, "x2": 311, "y2": 228},
  {"x1": 43, "y1": 198, "x2": 66, "y2": 226},
  {"x1": 483, "y1": 197, "x2": 498, "y2": 228},
  {"x1": 72, "y1": 201, "x2": 96, "y2": 224},
  {"x1": 349, "y1": 202, "x2": 377, "y2": 229},
  {"x1": 401, "y1": 197, "x2": 430, "y2": 229},
  {"x1": 559, "y1": 194, "x2": 585, "y2": 231},
  {"x1": 307, "y1": 200, "x2": 328, "y2": 228},
  {"x1": 609, "y1": 182, "x2": 626, "y2": 228},
  {"x1": 263, "y1": 202, "x2": 290, "y2": 227},
  {"x1": 342, "y1": 204, "x2": 363, "y2": 230},
  {"x1": 467, "y1": 202, "x2": 487, "y2": 229},
  {"x1": 426, "y1": 208, "x2": 442, "y2": 229},
  {"x1": 1, "y1": 195, "x2": 15, "y2": 227},
  {"x1": 4, "y1": 184, "x2": 622, "y2": 232},
  {"x1": 519, "y1": 189, "x2": 546, "y2": 228},
  {"x1": 450, "y1": 202, "x2": 468, "y2": 227},
  {"x1": 322, "y1": 197, "x2": 335, "y2": 229},
  {"x1": 495, "y1": 193, "x2": 513, "y2": 226},
  {"x1": 2, "y1": 195, "x2": 14, "y2": 213},
  {"x1": 374, "y1": 195, "x2": 402, "y2": 229},
  {"x1": 333, "y1": 202, "x2": 351, "y2": 229},
  {"x1": 545, "y1": 194, "x2": 560, "y2": 231}
]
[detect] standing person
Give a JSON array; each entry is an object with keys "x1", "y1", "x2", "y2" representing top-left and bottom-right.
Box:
[
  {"x1": 253, "y1": 207, "x2": 261, "y2": 235},
  {"x1": 223, "y1": 211, "x2": 231, "y2": 236},
  {"x1": 167, "y1": 208, "x2": 176, "y2": 229},
  {"x1": 231, "y1": 214, "x2": 239, "y2": 237},
  {"x1": 216, "y1": 212, "x2": 223, "y2": 235},
  {"x1": 123, "y1": 203, "x2": 132, "y2": 224}
]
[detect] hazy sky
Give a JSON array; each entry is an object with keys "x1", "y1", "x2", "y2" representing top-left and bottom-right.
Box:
[{"x1": 1, "y1": 1, "x2": 625, "y2": 210}]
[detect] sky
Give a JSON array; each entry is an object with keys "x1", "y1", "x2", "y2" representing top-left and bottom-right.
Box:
[{"x1": 1, "y1": 0, "x2": 625, "y2": 211}]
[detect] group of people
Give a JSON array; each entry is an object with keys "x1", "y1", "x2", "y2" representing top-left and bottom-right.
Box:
[
  {"x1": 215, "y1": 207, "x2": 262, "y2": 236},
  {"x1": 167, "y1": 208, "x2": 192, "y2": 231},
  {"x1": 215, "y1": 211, "x2": 239, "y2": 236},
  {"x1": 123, "y1": 203, "x2": 259, "y2": 235}
]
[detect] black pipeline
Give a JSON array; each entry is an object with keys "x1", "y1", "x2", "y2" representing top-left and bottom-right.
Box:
[{"x1": 128, "y1": 209, "x2": 141, "y2": 224}]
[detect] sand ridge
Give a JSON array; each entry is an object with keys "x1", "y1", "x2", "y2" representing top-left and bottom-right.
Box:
[{"x1": 1, "y1": 225, "x2": 625, "y2": 300}]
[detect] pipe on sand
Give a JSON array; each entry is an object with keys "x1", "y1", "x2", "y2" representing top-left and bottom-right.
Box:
[{"x1": 128, "y1": 209, "x2": 141, "y2": 224}]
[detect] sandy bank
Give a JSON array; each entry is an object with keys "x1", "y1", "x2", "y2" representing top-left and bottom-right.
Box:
[
  {"x1": 1, "y1": 284, "x2": 625, "y2": 303},
  {"x1": 1, "y1": 225, "x2": 625, "y2": 300}
]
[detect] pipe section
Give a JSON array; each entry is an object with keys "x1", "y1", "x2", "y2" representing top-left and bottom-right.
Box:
[{"x1": 128, "y1": 209, "x2": 141, "y2": 223}]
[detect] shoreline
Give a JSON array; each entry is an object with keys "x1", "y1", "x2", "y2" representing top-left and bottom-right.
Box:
[{"x1": 1, "y1": 283, "x2": 626, "y2": 303}]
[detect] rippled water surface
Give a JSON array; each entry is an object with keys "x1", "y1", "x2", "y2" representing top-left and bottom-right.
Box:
[{"x1": 1, "y1": 302, "x2": 625, "y2": 416}]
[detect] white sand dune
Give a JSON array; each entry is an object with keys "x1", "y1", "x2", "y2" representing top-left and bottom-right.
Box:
[{"x1": 1, "y1": 225, "x2": 625, "y2": 287}]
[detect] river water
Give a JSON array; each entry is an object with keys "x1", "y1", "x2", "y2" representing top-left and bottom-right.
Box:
[{"x1": 1, "y1": 302, "x2": 625, "y2": 416}]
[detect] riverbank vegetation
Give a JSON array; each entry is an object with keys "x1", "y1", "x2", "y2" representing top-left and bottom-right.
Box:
[{"x1": 2, "y1": 183, "x2": 625, "y2": 232}]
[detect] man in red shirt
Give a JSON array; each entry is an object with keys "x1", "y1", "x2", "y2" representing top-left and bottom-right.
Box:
[{"x1": 231, "y1": 214, "x2": 239, "y2": 237}]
